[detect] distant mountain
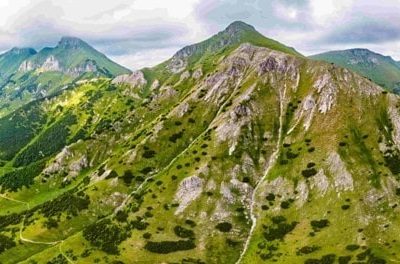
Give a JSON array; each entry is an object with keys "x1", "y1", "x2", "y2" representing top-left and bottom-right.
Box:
[
  {"x1": 310, "y1": 48, "x2": 400, "y2": 93},
  {"x1": 18, "y1": 37, "x2": 130, "y2": 77},
  {"x1": 0, "y1": 37, "x2": 130, "y2": 116},
  {"x1": 0, "y1": 47, "x2": 37, "y2": 82}
]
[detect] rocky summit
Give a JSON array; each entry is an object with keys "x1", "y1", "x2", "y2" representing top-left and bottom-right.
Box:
[{"x1": 0, "y1": 21, "x2": 399, "y2": 264}]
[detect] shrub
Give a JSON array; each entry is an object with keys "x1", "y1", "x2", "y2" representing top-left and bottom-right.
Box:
[
  {"x1": 302, "y1": 168, "x2": 318, "y2": 178},
  {"x1": 263, "y1": 221, "x2": 298, "y2": 241},
  {"x1": 115, "y1": 211, "x2": 128, "y2": 222},
  {"x1": 0, "y1": 234, "x2": 16, "y2": 253},
  {"x1": 307, "y1": 162, "x2": 316, "y2": 168},
  {"x1": 338, "y1": 256, "x2": 351, "y2": 264},
  {"x1": 43, "y1": 218, "x2": 59, "y2": 229},
  {"x1": 280, "y1": 201, "x2": 291, "y2": 209},
  {"x1": 215, "y1": 222, "x2": 232, "y2": 232},
  {"x1": 106, "y1": 170, "x2": 118, "y2": 179},
  {"x1": 297, "y1": 245, "x2": 320, "y2": 255},
  {"x1": 144, "y1": 240, "x2": 195, "y2": 254},
  {"x1": 142, "y1": 149, "x2": 156, "y2": 159},
  {"x1": 83, "y1": 219, "x2": 128, "y2": 254},
  {"x1": 169, "y1": 131, "x2": 184, "y2": 143},
  {"x1": 266, "y1": 193, "x2": 276, "y2": 201},
  {"x1": 47, "y1": 254, "x2": 68, "y2": 264},
  {"x1": 40, "y1": 192, "x2": 90, "y2": 217},
  {"x1": 130, "y1": 219, "x2": 149, "y2": 230},
  {"x1": 345, "y1": 244, "x2": 360, "y2": 251},
  {"x1": 143, "y1": 233, "x2": 152, "y2": 239},
  {"x1": 174, "y1": 226, "x2": 194, "y2": 238},
  {"x1": 341, "y1": 205, "x2": 350, "y2": 210},
  {"x1": 310, "y1": 219, "x2": 329, "y2": 231},
  {"x1": 122, "y1": 170, "x2": 135, "y2": 185},
  {"x1": 185, "y1": 219, "x2": 196, "y2": 228}
]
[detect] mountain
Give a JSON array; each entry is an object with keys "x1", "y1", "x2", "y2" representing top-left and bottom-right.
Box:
[
  {"x1": 0, "y1": 21, "x2": 399, "y2": 264},
  {"x1": 0, "y1": 37, "x2": 130, "y2": 117},
  {"x1": 0, "y1": 47, "x2": 37, "y2": 81},
  {"x1": 310, "y1": 48, "x2": 400, "y2": 93},
  {"x1": 18, "y1": 37, "x2": 130, "y2": 77}
]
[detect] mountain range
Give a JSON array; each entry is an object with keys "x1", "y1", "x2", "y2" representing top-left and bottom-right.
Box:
[
  {"x1": 0, "y1": 21, "x2": 399, "y2": 264},
  {"x1": 0, "y1": 36, "x2": 130, "y2": 117}
]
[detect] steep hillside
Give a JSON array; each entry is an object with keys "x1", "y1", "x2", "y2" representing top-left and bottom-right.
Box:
[
  {"x1": 310, "y1": 49, "x2": 400, "y2": 93},
  {"x1": 0, "y1": 21, "x2": 399, "y2": 264},
  {"x1": 0, "y1": 37, "x2": 130, "y2": 117}
]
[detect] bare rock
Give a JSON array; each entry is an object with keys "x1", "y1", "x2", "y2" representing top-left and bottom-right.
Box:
[
  {"x1": 192, "y1": 68, "x2": 203, "y2": 79},
  {"x1": 310, "y1": 169, "x2": 330, "y2": 195},
  {"x1": 112, "y1": 71, "x2": 147, "y2": 88},
  {"x1": 327, "y1": 152, "x2": 353, "y2": 191},
  {"x1": 174, "y1": 176, "x2": 204, "y2": 214}
]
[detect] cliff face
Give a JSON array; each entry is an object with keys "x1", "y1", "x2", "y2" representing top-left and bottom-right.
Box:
[{"x1": 0, "y1": 22, "x2": 399, "y2": 264}]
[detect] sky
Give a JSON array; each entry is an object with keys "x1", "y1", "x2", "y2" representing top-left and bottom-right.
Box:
[{"x1": 0, "y1": 0, "x2": 400, "y2": 70}]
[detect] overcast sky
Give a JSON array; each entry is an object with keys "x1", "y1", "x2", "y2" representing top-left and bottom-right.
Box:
[{"x1": 1, "y1": 0, "x2": 400, "y2": 70}]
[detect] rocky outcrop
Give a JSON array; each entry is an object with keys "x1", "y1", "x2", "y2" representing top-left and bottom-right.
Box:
[
  {"x1": 19, "y1": 60, "x2": 36, "y2": 72},
  {"x1": 112, "y1": 71, "x2": 147, "y2": 87},
  {"x1": 41, "y1": 55, "x2": 61, "y2": 71},
  {"x1": 192, "y1": 68, "x2": 203, "y2": 79},
  {"x1": 44, "y1": 147, "x2": 73, "y2": 175},
  {"x1": 67, "y1": 60, "x2": 98, "y2": 76},
  {"x1": 327, "y1": 152, "x2": 354, "y2": 191},
  {"x1": 69, "y1": 155, "x2": 88, "y2": 177},
  {"x1": 310, "y1": 169, "x2": 330, "y2": 195},
  {"x1": 313, "y1": 73, "x2": 337, "y2": 114},
  {"x1": 174, "y1": 176, "x2": 204, "y2": 214},
  {"x1": 389, "y1": 95, "x2": 400, "y2": 148}
]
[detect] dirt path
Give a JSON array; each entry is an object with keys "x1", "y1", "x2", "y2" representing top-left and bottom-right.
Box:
[{"x1": 0, "y1": 194, "x2": 63, "y2": 246}]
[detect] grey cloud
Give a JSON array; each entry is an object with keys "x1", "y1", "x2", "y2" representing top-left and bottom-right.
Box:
[
  {"x1": 322, "y1": 22, "x2": 400, "y2": 44},
  {"x1": 194, "y1": 0, "x2": 312, "y2": 33}
]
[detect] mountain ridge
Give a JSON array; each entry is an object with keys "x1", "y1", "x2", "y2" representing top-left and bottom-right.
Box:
[{"x1": 310, "y1": 48, "x2": 400, "y2": 93}]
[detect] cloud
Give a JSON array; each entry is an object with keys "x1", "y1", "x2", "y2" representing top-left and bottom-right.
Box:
[
  {"x1": 0, "y1": 0, "x2": 399, "y2": 69},
  {"x1": 321, "y1": 21, "x2": 400, "y2": 44}
]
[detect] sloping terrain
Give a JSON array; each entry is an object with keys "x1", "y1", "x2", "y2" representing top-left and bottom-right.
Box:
[
  {"x1": 310, "y1": 49, "x2": 400, "y2": 94},
  {"x1": 0, "y1": 21, "x2": 399, "y2": 264},
  {"x1": 0, "y1": 37, "x2": 130, "y2": 117}
]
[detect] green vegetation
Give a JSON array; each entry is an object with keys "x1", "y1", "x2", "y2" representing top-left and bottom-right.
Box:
[
  {"x1": 83, "y1": 219, "x2": 128, "y2": 254},
  {"x1": 14, "y1": 113, "x2": 77, "y2": 166},
  {"x1": 0, "y1": 160, "x2": 46, "y2": 191},
  {"x1": 144, "y1": 240, "x2": 196, "y2": 254}
]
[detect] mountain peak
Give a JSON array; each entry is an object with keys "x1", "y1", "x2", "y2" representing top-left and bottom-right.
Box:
[
  {"x1": 57, "y1": 36, "x2": 88, "y2": 49},
  {"x1": 223, "y1": 21, "x2": 256, "y2": 35}
]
